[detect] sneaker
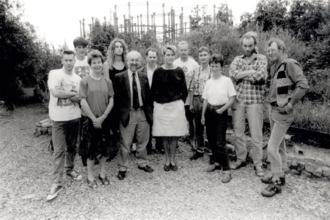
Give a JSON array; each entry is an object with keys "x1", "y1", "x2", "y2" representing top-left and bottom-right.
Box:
[
  {"x1": 205, "y1": 164, "x2": 221, "y2": 172},
  {"x1": 261, "y1": 173, "x2": 286, "y2": 185},
  {"x1": 230, "y1": 160, "x2": 246, "y2": 170},
  {"x1": 261, "y1": 181, "x2": 282, "y2": 197},
  {"x1": 254, "y1": 165, "x2": 264, "y2": 177},
  {"x1": 67, "y1": 170, "x2": 83, "y2": 181},
  {"x1": 221, "y1": 172, "x2": 232, "y2": 183},
  {"x1": 46, "y1": 185, "x2": 64, "y2": 201}
]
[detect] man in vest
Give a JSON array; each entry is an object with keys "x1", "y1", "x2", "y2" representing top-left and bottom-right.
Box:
[{"x1": 261, "y1": 38, "x2": 309, "y2": 197}]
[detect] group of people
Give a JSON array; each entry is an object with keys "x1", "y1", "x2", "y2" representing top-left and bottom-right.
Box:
[{"x1": 46, "y1": 31, "x2": 309, "y2": 202}]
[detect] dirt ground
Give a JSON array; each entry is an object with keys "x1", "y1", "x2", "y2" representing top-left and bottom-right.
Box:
[{"x1": 0, "y1": 103, "x2": 330, "y2": 220}]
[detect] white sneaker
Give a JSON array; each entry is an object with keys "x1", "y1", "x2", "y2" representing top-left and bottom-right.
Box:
[{"x1": 46, "y1": 185, "x2": 64, "y2": 201}]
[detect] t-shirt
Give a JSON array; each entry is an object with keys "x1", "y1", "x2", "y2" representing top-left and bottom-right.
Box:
[
  {"x1": 79, "y1": 75, "x2": 114, "y2": 117},
  {"x1": 74, "y1": 56, "x2": 90, "y2": 78},
  {"x1": 173, "y1": 57, "x2": 199, "y2": 105},
  {"x1": 202, "y1": 76, "x2": 236, "y2": 106},
  {"x1": 47, "y1": 69, "x2": 81, "y2": 121}
]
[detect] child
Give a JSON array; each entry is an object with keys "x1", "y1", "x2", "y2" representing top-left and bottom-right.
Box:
[{"x1": 73, "y1": 37, "x2": 90, "y2": 78}]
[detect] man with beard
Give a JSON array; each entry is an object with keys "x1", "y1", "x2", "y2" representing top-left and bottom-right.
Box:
[
  {"x1": 229, "y1": 32, "x2": 268, "y2": 177},
  {"x1": 261, "y1": 38, "x2": 308, "y2": 197}
]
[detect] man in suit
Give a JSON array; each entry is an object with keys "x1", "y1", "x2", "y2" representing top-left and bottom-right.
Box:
[
  {"x1": 139, "y1": 48, "x2": 163, "y2": 155},
  {"x1": 114, "y1": 51, "x2": 154, "y2": 180}
]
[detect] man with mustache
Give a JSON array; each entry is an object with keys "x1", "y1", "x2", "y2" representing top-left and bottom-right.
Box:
[
  {"x1": 113, "y1": 51, "x2": 154, "y2": 180},
  {"x1": 229, "y1": 31, "x2": 268, "y2": 177}
]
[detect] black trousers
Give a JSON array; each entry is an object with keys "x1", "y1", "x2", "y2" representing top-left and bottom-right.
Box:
[{"x1": 205, "y1": 106, "x2": 230, "y2": 171}]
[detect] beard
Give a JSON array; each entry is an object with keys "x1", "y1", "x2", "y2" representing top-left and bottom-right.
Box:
[{"x1": 244, "y1": 49, "x2": 257, "y2": 57}]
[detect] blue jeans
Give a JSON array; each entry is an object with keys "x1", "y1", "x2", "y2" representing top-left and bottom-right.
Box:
[
  {"x1": 268, "y1": 105, "x2": 293, "y2": 179},
  {"x1": 52, "y1": 118, "x2": 80, "y2": 185},
  {"x1": 232, "y1": 101, "x2": 263, "y2": 166},
  {"x1": 205, "y1": 105, "x2": 230, "y2": 171}
]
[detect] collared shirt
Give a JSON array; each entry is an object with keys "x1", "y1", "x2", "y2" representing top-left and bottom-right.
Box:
[
  {"x1": 147, "y1": 64, "x2": 157, "y2": 88},
  {"x1": 186, "y1": 65, "x2": 212, "y2": 96},
  {"x1": 229, "y1": 53, "x2": 268, "y2": 104},
  {"x1": 128, "y1": 69, "x2": 143, "y2": 107}
]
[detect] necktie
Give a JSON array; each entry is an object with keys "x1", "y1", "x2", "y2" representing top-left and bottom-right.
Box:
[{"x1": 132, "y1": 73, "x2": 139, "y2": 110}]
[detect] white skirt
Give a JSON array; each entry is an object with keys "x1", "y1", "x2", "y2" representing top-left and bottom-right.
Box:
[{"x1": 152, "y1": 99, "x2": 188, "y2": 137}]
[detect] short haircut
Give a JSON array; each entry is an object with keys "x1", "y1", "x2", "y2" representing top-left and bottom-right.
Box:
[
  {"x1": 209, "y1": 54, "x2": 224, "y2": 67},
  {"x1": 177, "y1": 41, "x2": 189, "y2": 49},
  {"x1": 73, "y1": 37, "x2": 88, "y2": 48},
  {"x1": 61, "y1": 50, "x2": 75, "y2": 58},
  {"x1": 267, "y1": 38, "x2": 287, "y2": 53},
  {"x1": 162, "y1": 45, "x2": 177, "y2": 56},
  {"x1": 240, "y1": 31, "x2": 258, "y2": 45},
  {"x1": 145, "y1": 47, "x2": 158, "y2": 57},
  {"x1": 107, "y1": 38, "x2": 128, "y2": 70},
  {"x1": 87, "y1": 50, "x2": 105, "y2": 66},
  {"x1": 127, "y1": 51, "x2": 142, "y2": 61},
  {"x1": 198, "y1": 46, "x2": 210, "y2": 54}
]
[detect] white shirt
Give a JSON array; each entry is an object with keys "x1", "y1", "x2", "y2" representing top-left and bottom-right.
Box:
[
  {"x1": 147, "y1": 64, "x2": 157, "y2": 88},
  {"x1": 73, "y1": 56, "x2": 90, "y2": 78},
  {"x1": 173, "y1": 57, "x2": 199, "y2": 105},
  {"x1": 202, "y1": 76, "x2": 236, "y2": 106},
  {"x1": 128, "y1": 69, "x2": 143, "y2": 107},
  {"x1": 47, "y1": 68, "x2": 81, "y2": 121}
]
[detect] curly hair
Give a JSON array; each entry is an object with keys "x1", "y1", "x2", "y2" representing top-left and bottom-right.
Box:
[{"x1": 107, "y1": 38, "x2": 128, "y2": 70}]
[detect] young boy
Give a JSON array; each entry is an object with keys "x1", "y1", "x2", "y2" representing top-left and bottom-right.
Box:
[{"x1": 73, "y1": 37, "x2": 90, "y2": 78}]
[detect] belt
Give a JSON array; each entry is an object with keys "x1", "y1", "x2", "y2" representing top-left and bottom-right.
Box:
[
  {"x1": 130, "y1": 106, "x2": 143, "y2": 111},
  {"x1": 193, "y1": 94, "x2": 202, "y2": 97},
  {"x1": 207, "y1": 103, "x2": 225, "y2": 111}
]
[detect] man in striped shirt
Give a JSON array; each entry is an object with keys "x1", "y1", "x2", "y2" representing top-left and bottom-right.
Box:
[{"x1": 229, "y1": 31, "x2": 268, "y2": 177}]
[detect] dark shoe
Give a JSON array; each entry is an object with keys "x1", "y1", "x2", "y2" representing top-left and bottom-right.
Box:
[
  {"x1": 147, "y1": 149, "x2": 152, "y2": 155},
  {"x1": 261, "y1": 174, "x2": 286, "y2": 186},
  {"x1": 98, "y1": 175, "x2": 109, "y2": 185},
  {"x1": 138, "y1": 165, "x2": 154, "y2": 173},
  {"x1": 117, "y1": 171, "x2": 126, "y2": 180},
  {"x1": 261, "y1": 181, "x2": 282, "y2": 197},
  {"x1": 67, "y1": 170, "x2": 83, "y2": 181},
  {"x1": 190, "y1": 152, "x2": 204, "y2": 160},
  {"x1": 221, "y1": 172, "x2": 232, "y2": 183},
  {"x1": 94, "y1": 157, "x2": 99, "y2": 165},
  {"x1": 170, "y1": 163, "x2": 178, "y2": 171},
  {"x1": 87, "y1": 179, "x2": 97, "y2": 188},
  {"x1": 164, "y1": 164, "x2": 170, "y2": 172},
  {"x1": 209, "y1": 156, "x2": 215, "y2": 165},
  {"x1": 46, "y1": 185, "x2": 64, "y2": 201},
  {"x1": 230, "y1": 160, "x2": 246, "y2": 170}
]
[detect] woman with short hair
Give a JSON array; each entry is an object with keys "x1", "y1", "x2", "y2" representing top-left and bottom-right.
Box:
[
  {"x1": 201, "y1": 54, "x2": 236, "y2": 183},
  {"x1": 80, "y1": 50, "x2": 114, "y2": 188},
  {"x1": 151, "y1": 45, "x2": 188, "y2": 171}
]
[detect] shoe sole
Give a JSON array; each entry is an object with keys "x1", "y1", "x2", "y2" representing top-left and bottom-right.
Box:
[{"x1": 46, "y1": 187, "x2": 64, "y2": 201}]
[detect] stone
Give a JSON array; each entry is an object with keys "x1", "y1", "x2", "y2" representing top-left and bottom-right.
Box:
[
  {"x1": 322, "y1": 167, "x2": 330, "y2": 177},
  {"x1": 313, "y1": 167, "x2": 323, "y2": 178},
  {"x1": 290, "y1": 159, "x2": 298, "y2": 170},
  {"x1": 301, "y1": 170, "x2": 312, "y2": 178},
  {"x1": 305, "y1": 162, "x2": 317, "y2": 173}
]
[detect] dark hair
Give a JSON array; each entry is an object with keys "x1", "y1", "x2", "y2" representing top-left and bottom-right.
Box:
[
  {"x1": 209, "y1": 54, "x2": 224, "y2": 67},
  {"x1": 145, "y1": 48, "x2": 158, "y2": 57},
  {"x1": 87, "y1": 50, "x2": 104, "y2": 66},
  {"x1": 61, "y1": 50, "x2": 75, "y2": 58},
  {"x1": 198, "y1": 46, "x2": 210, "y2": 54},
  {"x1": 73, "y1": 37, "x2": 88, "y2": 48}
]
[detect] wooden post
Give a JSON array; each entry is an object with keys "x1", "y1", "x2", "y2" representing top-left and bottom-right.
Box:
[
  {"x1": 128, "y1": 2, "x2": 131, "y2": 32},
  {"x1": 104, "y1": 16, "x2": 106, "y2": 25},
  {"x1": 91, "y1": 17, "x2": 94, "y2": 27},
  {"x1": 82, "y1": 18, "x2": 86, "y2": 38},
  {"x1": 171, "y1": 9, "x2": 175, "y2": 41},
  {"x1": 163, "y1": 3, "x2": 166, "y2": 41},
  {"x1": 140, "y1": 14, "x2": 142, "y2": 36},
  {"x1": 185, "y1": 22, "x2": 187, "y2": 34},
  {"x1": 167, "y1": 12, "x2": 170, "y2": 40},
  {"x1": 153, "y1": 12, "x2": 156, "y2": 33},
  {"x1": 79, "y1": 20, "x2": 82, "y2": 37},
  {"x1": 137, "y1": 15, "x2": 139, "y2": 37}
]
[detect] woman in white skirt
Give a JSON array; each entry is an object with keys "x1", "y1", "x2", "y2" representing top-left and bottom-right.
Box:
[{"x1": 151, "y1": 45, "x2": 188, "y2": 171}]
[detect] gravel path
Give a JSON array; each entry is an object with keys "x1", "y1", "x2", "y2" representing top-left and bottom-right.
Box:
[{"x1": 0, "y1": 103, "x2": 329, "y2": 220}]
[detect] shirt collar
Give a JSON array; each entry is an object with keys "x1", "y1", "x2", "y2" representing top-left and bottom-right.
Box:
[
  {"x1": 128, "y1": 69, "x2": 137, "y2": 77},
  {"x1": 147, "y1": 64, "x2": 157, "y2": 71}
]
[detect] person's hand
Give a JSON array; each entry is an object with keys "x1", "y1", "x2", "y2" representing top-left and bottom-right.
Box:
[
  {"x1": 189, "y1": 104, "x2": 194, "y2": 113},
  {"x1": 201, "y1": 116, "x2": 205, "y2": 125},
  {"x1": 216, "y1": 108, "x2": 224, "y2": 114},
  {"x1": 68, "y1": 95, "x2": 80, "y2": 103},
  {"x1": 278, "y1": 106, "x2": 287, "y2": 114},
  {"x1": 285, "y1": 103, "x2": 293, "y2": 113},
  {"x1": 93, "y1": 115, "x2": 105, "y2": 129}
]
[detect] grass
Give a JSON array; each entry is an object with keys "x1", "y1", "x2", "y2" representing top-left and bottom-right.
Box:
[{"x1": 0, "y1": 103, "x2": 330, "y2": 220}]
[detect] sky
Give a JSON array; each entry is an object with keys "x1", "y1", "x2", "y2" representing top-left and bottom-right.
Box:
[{"x1": 20, "y1": 0, "x2": 260, "y2": 49}]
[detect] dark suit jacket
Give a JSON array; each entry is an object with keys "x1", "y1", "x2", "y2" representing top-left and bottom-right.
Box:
[
  {"x1": 139, "y1": 65, "x2": 159, "y2": 89},
  {"x1": 114, "y1": 70, "x2": 153, "y2": 128}
]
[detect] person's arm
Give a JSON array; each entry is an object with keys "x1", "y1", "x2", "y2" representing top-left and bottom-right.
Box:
[
  {"x1": 216, "y1": 96, "x2": 236, "y2": 114},
  {"x1": 243, "y1": 55, "x2": 268, "y2": 83},
  {"x1": 48, "y1": 71, "x2": 78, "y2": 98},
  {"x1": 181, "y1": 70, "x2": 188, "y2": 103},
  {"x1": 103, "y1": 61, "x2": 110, "y2": 80},
  {"x1": 50, "y1": 89, "x2": 77, "y2": 98},
  {"x1": 93, "y1": 97, "x2": 114, "y2": 127},
  {"x1": 229, "y1": 57, "x2": 247, "y2": 83},
  {"x1": 201, "y1": 99, "x2": 208, "y2": 125}
]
